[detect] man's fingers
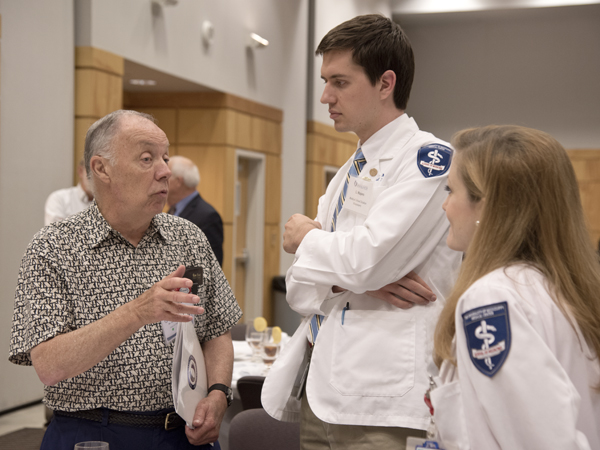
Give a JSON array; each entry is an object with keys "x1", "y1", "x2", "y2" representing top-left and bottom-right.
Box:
[
  {"x1": 162, "y1": 311, "x2": 196, "y2": 322},
  {"x1": 192, "y1": 399, "x2": 209, "y2": 428},
  {"x1": 397, "y1": 275, "x2": 436, "y2": 302},
  {"x1": 372, "y1": 291, "x2": 415, "y2": 309},
  {"x1": 404, "y1": 271, "x2": 434, "y2": 291},
  {"x1": 166, "y1": 264, "x2": 186, "y2": 278},
  {"x1": 160, "y1": 276, "x2": 194, "y2": 294},
  {"x1": 314, "y1": 220, "x2": 322, "y2": 229},
  {"x1": 391, "y1": 287, "x2": 430, "y2": 305}
]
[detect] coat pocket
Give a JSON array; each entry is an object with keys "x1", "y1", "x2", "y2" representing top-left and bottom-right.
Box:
[
  {"x1": 431, "y1": 380, "x2": 471, "y2": 450},
  {"x1": 329, "y1": 309, "x2": 416, "y2": 397}
]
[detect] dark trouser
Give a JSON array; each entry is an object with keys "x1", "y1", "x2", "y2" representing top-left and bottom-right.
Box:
[{"x1": 41, "y1": 408, "x2": 219, "y2": 450}]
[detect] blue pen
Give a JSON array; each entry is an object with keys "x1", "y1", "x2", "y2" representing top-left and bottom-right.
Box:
[{"x1": 342, "y1": 302, "x2": 350, "y2": 325}]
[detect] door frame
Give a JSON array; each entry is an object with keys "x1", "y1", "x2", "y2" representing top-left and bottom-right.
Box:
[{"x1": 233, "y1": 149, "x2": 266, "y2": 321}]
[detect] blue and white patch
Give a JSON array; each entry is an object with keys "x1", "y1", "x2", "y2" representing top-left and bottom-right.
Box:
[
  {"x1": 462, "y1": 301, "x2": 511, "y2": 377},
  {"x1": 187, "y1": 355, "x2": 198, "y2": 390},
  {"x1": 417, "y1": 144, "x2": 453, "y2": 178}
]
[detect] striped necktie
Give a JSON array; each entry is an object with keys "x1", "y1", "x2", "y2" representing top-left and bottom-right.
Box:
[
  {"x1": 331, "y1": 148, "x2": 367, "y2": 231},
  {"x1": 309, "y1": 149, "x2": 367, "y2": 345}
]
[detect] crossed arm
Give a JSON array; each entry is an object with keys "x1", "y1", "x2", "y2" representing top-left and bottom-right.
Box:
[{"x1": 283, "y1": 214, "x2": 437, "y2": 308}]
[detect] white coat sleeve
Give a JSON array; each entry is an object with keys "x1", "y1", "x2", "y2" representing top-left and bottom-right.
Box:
[
  {"x1": 455, "y1": 285, "x2": 590, "y2": 450},
  {"x1": 290, "y1": 163, "x2": 450, "y2": 294}
]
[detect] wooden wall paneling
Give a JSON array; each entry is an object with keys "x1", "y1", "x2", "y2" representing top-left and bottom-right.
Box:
[
  {"x1": 74, "y1": 47, "x2": 124, "y2": 185},
  {"x1": 568, "y1": 149, "x2": 600, "y2": 247},
  {"x1": 75, "y1": 69, "x2": 123, "y2": 118},
  {"x1": 131, "y1": 108, "x2": 177, "y2": 144},
  {"x1": 230, "y1": 110, "x2": 253, "y2": 150},
  {"x1": 263, "y1": 224, "x2": 281, "y2": 325},
  {"x1": 177, "y1": 145, "x2": 236, "y2": 224},
  {"x1": 265, "y1": 155, "x2": 281, "y2": 225},
  {"x1": 123, "y1": 91, "x2": 283, "y2": 124},
  {"x1": 251, "y1": 116, "x2": 282, "y2": 155},
  {"x1": 336, "y1": 140, "x2": 357, "y2": 166},
  {"x1": 76, "y1": 47, "x2": 124, "y2": 76},
  {"x1": 306, "y1": 133, "x2": 338, "y2": 165},
  {"x1": 178, "y1": 109, "x2": 230, "y2": 145}
]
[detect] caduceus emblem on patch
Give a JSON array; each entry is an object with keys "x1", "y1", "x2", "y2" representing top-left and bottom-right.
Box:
[
  {"x1": 417, "y1": 143, "x2": 453, "y2": 178},
  {"x1": 462, "y1": 301, "x2": 511, "y2": 377}
]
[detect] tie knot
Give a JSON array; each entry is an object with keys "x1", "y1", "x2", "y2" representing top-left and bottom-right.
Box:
[{"x1": 354, "y1": 148, "x2": 365, "y2": 162}]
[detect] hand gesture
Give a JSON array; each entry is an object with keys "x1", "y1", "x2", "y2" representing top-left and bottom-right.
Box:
[{"x1": 131, "y1": 265, "x2": 204, "y2": 326}]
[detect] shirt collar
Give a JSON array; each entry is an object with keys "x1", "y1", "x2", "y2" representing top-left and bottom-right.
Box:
[
  {"x1": 173, "y1": 191, "x2": 199, "y2": 217},
  {"x1": 358, "y1": 113, "x2": 418, "y2": 162},
  {"x1": 85, "y1": 202, "x2": 170, "y2": 248}
]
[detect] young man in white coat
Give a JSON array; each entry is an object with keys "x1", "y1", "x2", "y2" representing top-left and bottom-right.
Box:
[{"x1": 261, "y1": 14, "x2": 462, "y2": 449}]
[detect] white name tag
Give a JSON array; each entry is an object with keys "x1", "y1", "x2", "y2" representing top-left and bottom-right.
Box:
[
  {"x1": 162, "y1": 320, "x2": 178, "y2": 345},
  {"x1": 344, "y1": 176, "x2": 374, "y2": 216}
]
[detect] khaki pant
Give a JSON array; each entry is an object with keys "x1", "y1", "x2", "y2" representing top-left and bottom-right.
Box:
[{"x1": 300, "y1": 394, "x2": 427, "y2": 450}]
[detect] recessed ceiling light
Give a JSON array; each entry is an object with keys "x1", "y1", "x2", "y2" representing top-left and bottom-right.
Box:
[{"x1": 129, "y1": 79, "x2": 157, "y2": 86}]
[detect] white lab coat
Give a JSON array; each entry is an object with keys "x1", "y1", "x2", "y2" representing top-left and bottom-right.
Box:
[
  {"x1": 262, "y1": 114, "x2": 462, "y2": 428},
  {"x1": 431, "y1": 265, "x2": 600, "y2": 450}
]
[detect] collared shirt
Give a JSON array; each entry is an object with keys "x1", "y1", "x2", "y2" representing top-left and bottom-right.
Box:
[
  {"x1": 44, "y1": 183, "x2": 93, "y2": 226},
  {"x1": 172, "y1": 191, "x2": 199, "y2": 217},
  {"x1": 357, "y1": 114, "x2": 404, "y2": 163},
  {"x1": 10, "y1": 202, "x2": 242, "y2": 412},
  {"x1": 173, "y1": 191, "x2": 200, "y2": 216}
]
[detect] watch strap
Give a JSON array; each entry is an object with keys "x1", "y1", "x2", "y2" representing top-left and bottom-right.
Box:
[{"x1": 208, "y1": 383, "x2": 233, "y2": 407}]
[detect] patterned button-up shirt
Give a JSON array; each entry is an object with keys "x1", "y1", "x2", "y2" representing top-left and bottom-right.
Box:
[{"x1": 9, "y1": 203, "x2": 242, "y2": 412}]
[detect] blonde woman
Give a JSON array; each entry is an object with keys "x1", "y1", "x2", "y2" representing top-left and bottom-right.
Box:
[{"x1": 429, "y1": 125, "x2": 600, "y2": 449}]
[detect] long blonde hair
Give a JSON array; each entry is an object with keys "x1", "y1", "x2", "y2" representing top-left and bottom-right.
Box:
[{"x1": 433, "y1": 125, "x2": 600, "y2": 380}]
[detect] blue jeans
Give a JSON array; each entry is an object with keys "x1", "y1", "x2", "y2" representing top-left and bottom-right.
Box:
[{"x1": 41, "y1": 408, "x2": 220, "y2": 450}]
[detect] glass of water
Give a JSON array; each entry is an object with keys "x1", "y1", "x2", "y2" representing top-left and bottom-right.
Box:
[{"x1": 245, "y1": 321, "x2": 264, "y2": 361}]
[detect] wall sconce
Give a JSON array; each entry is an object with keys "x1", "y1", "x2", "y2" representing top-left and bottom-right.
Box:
[
  {"x1": 248, "y1": 33, "x2": 269, "y2": 49},
  {"x1": 202, "y1": 20, "x2": 215, "y2": 46}
]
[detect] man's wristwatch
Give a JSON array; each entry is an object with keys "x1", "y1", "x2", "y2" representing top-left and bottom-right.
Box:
[{"x1": 208, "y1": 383, "x2": 233, "y2": 407}]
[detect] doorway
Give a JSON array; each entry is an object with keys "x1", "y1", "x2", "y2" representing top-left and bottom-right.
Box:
[{"x1": 233, "y1": 150, "x2": 266, "y2": 321}]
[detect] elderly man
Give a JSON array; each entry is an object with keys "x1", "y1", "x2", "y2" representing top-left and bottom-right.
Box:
[
  {"x1": 167, "y1": 155, "x2": 224, "y2": 266},
  {"x1": 9, "y1": 110, "x2": 241, "y2": 450}
]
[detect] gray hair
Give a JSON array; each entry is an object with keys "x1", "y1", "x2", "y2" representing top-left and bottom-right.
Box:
[
  {"x1": 84, "y1": 110, "x2": 155, "y2": 180},
  {"x1": 169, "y1": 155, "x2": 201, "y2": 188}
]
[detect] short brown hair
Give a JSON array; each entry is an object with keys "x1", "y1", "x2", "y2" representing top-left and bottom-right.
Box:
[{"x1": 316, "y1": 14, "x2": 414, "y2": 111}]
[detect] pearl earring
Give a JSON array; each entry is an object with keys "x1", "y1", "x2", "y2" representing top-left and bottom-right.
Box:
[{"x1": 476, "y1": 220, "x2": 480, "y2": 226}]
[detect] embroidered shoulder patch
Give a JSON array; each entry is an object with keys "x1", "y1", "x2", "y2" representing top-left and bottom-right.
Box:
[
  {"x1": 462, "y1": 301, "x2": 511, "y2": 377},
  {"x1": 417, "y1": 144, "x2": 453, "y2": 178}
]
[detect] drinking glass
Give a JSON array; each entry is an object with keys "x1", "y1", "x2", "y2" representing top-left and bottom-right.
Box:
[
  {"x1": 245, "y1": 321, "x2": 264, "y2": 361},
  {"x1": 260, "y1": 327, "x2": 281, "y2": 373},
  {"x1": 74, "y1": 442, "x2": 109, "y2": 449}
]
